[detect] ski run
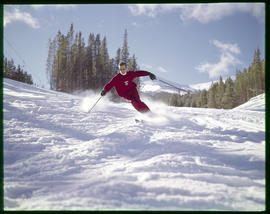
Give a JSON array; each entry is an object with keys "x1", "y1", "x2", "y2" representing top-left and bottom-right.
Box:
[{"x1": 3, "y1": 78, "x2": 265, "y2": 211}]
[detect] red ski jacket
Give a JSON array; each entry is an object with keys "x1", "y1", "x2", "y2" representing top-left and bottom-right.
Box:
[{"x1": 104, "y1": 70, "x2": 149, "y2": 98}]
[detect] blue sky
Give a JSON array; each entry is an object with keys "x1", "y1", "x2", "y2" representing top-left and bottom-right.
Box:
[{"x1": 4, "y1": 3, "x2": 265, "y2": 88}]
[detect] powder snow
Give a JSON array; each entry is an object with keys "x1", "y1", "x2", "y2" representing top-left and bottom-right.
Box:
[{"x1": 3, "y1": 78, "x2": 265, "y2": 211}]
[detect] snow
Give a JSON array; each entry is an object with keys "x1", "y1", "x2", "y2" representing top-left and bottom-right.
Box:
[
  {"x1": 189, "y1": 81, "x2": 216, "y2": 91},
  {"x1": 4, "y1": 78, "x2": 265, "y2": 211},
  {"x1": 233, "y1": 93, "x2": 265, "y2": 112},
  {"x1": 189, "y1": 76, "x2": 236, "y2": 91}
]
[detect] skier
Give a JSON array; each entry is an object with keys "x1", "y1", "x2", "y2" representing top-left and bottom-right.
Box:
[{"x1": 101, "y1": 62, "x2": 156, "y2": 113}]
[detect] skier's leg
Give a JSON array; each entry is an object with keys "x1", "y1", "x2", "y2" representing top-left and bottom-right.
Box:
[
  {"x1": 130, "y1": 89, "x2": 150, "y2": 113},
  {"x1": 131, "y1": 100, "x2": 150, "y2": 112}
]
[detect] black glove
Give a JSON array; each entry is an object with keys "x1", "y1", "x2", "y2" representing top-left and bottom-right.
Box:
[
  {"x1": 101, "y1": 89, "x2": 107, "y2": 96},
  {"x1": 148, "y1": 72, "x2": 156, "y2": 80}
]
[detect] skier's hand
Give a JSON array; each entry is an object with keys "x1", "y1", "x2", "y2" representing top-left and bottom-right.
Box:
[
  {"x1": 148, "y1": 72, "x2": 156, "y2": 80},
  {"x1": 101, "y1": 89, "x2": 107, "y2": 96}
]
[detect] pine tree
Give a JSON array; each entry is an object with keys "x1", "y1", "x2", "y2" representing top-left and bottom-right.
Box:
[
  {"x1": 183, "y1": 94, "x2": 192, "y2": 107},
  {"x1": 47, "y1": 38, "x2": 58, "y2": 90},
  {"x1": 84, "y1": 34, "x2": 92, "y2": 89},
  {"x1": 242, "y1": 68, "x2": 248, "y2": 102},
  {"x1": 17, "y1": 65, "x2": 23, "y2": 82},
  {"x1": 128, "y1": 54, "x2": 141, "y2": 89},
  {"x1": 169, "y1": 94, "x2": 179, "y2": 106},
  {"x1": 115, "y1": 48, "x2": 121, "y2": 68},
  {"x1": 216, "y1": 76, "x2": 225, "y2": 108},
  {"x1": 63, "y1": 35, "x2": 70, "y2": 91},
  {"x1": 4, "y1": 57, "x2": 33, "y2": 85},
  {"x1": 52, "y1": 30, "x2": 64, "y2": 91},
  {"x1": 70, "y1": 32, "x2": 78, "y2": 91},
  {"x1": 200, "y1": 90, "x2": 207, "y2": 108},
  {"x1": 191, "y1": 94, "x2": 198, "y2": 107},
  {"x1": 67, "y1": 23, "x2": 74, "y2": 47},
  {"x1": 247, "y1": 66, "x2": 254, "y2": 99},
  {"x1": 3, "y1": 57, "x2": 12, "y2": 79},
  {"x1": 46, "y1": 39, "x2": 53, "y2": 88},
  {"x1": 207, "y1": 82, "x2": 218, "y2": 108},
  {"x1": 252, "y1": 48, "x2": 263, "y2": 95},
  {"x1": 234, "y1": 70, "x2": 243, "y2": 106},
  {"x1": 100, "y1": 36, "x2": 110, "y2": 85},
  {"x1": 194, "y1": 93, "x2": 201, "y2": 107},
  {"x1": 59, "y1": 34, "x2": 69, "y2": 91},
  {"x1": 88, "y1": 33, "x2": 96, "y2": 89},
  {"x1": 127, "y1": 54, "x2": 138, "y2": 70},
  {"x1": 222, "y1": 77, "x2": 235, "y2": 109},
  {"x1": 121, "y1": 29, "x2": 129, "y2": 65},
  {"x1": 95, "y1": 34, "x2": 102, "y2": 88},
  {"x1": 77, "y1": 31, "x2": 85, "y2": 90},
  {"x1": 65, "y1": 24, "x2": 74, "y2": 91}
]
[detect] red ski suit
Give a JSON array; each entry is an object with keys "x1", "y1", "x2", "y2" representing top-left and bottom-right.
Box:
[{"x1": 103, "y1": 70, "x2": 150, "y2": 113}]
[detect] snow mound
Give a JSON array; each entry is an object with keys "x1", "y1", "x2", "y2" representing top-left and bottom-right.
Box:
[
  {"x1": 233, "y1": 93, "x2": 265, "y2": 112},
  {"x1": 3, "y1": 78, "x2": 265, "y2": 211}
]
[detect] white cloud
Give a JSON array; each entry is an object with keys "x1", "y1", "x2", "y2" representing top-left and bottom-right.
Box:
[
  {"x1": 128, "y1": 3, "x2": 265, "y2": 23},
  {"x1": 158, "y1": 66, "x2": 168, "y2": 73},
  {"x1": 211, "y1": 40, "x2": 241, "y2": 54},
  {"x1": 128, "y1": 4, "x2": 160, "y2": 17},
  {"x1": 4, "y1": 8, "x2": 40, "y2": 28},
  {"x1": 180, "y1": 3, "x2": 265, "y2": 23},
  {"x1": 195, "y1": 40, "x2": 242, "y2": 79}
]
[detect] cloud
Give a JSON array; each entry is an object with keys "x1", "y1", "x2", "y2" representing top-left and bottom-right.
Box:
[
  {"x1": 180, "y1": 3, "x2": 265, "y2": 23},
  {"x1": 128, "y1": 4, "x2": 160, "y2": 17},
  {"x1": 195, "y1": 40, "x2": 242, "y2": 79},
  {"x1": 128, "y1": 3, "x2": 265, "y2": 23},
  {"x1": 4, "y1": 8, "x2": 40, "y2": 28},
  {"x1": 211, "y1": 40, "x2": 240, "y2": 54}
]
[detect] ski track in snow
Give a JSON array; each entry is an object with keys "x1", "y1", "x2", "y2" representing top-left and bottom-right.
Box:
[{"x1": 3, "y1": 78, "x2": 265, "y2": 211}]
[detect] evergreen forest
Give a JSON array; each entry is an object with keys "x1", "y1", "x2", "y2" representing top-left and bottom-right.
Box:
[
  {"x1": 3, "y1": 57, "x2": 33, "y2": 85},
  {"x1": 46, "y1": 24, "x2": 139, "y2": 94},
  {"x1": 168, "y1": 48, "x2": 265, "y2": 109}
]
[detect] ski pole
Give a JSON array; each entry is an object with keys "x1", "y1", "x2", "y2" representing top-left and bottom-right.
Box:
[
  {"x1": 157, "y1": 78, "x2": 190, "y2": 93},
  {"x1": 88, "y1": 96, "x2": 102, "y2": 113}
]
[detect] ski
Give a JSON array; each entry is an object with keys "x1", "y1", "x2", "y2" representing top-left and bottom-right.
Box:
[{"x1": 135, "y1": 118, "x2": 144, "y2": 124}]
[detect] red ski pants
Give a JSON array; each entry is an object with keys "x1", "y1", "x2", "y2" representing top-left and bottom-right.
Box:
[{"x1": 123, "y1": 87, "x2": 150, "y2": 113}]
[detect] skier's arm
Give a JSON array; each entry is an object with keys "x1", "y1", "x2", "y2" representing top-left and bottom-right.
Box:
[
  {"x1": 133, "y1": 70, "x2": 150, "y2": 78},
  {"x1": 101, "y1": 78, "x2": 115, "y2": 96},
  {"x1": 133, "y1": 70, "x2": 156, "y2": 80}
]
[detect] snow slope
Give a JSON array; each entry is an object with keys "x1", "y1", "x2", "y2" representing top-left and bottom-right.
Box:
[
  {"x1": 3, "y1": 78, "x2": 265, "y2": 211},
  {"x1": 189, "y1": 81, "x2": 216, "y2": 91},
  {"x1": 189, "y1": 76, "x2": 235, "y2": 91},
  {"x1": 233, "y1": 93, "x2": 265, "y2": 112}
]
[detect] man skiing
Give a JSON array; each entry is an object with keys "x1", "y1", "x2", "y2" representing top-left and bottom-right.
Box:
[{"x1": 101, "y1": 62, "x2": 156, "y2": 113}]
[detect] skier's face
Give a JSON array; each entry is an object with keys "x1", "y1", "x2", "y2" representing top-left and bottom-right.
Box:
[{"x1": 119, "y1": 65, "x2": 127, "y2": 75}]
